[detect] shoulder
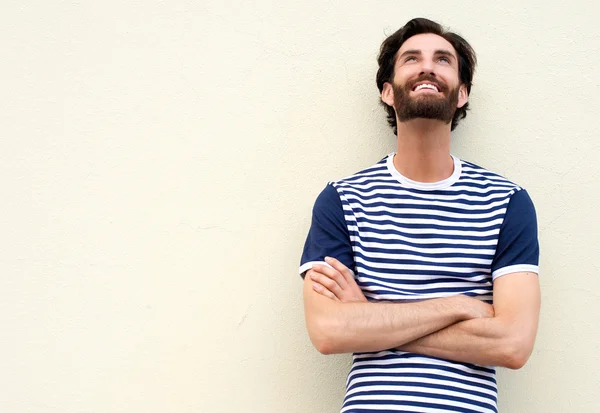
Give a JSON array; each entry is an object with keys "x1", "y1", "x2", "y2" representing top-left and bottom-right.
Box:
[
  {"x1": 329, "y1": 154, "x2": 393, "y2": 191},
  {"x1": 459, "y1": 159, "x2": 537, "y2": 219},
  {"x1": 458, "y1": 158, "x2": 527, "y2": 195},
  {"x1": 313, "y1": 182, "x2": 342, "y2": 210},
  {"x1": 459, "y1": 159, "x2": 519, "y2": 187}
]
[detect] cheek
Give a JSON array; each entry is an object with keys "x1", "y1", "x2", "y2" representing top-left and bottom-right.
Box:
[
  {"x1": 393, "y1": 67, "x2": 418, "y2": 85},
  {"x1": 438, "y1": 68, "x2": 460, "y2": 85}
]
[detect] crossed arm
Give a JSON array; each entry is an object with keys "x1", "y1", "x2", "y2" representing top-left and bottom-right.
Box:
[{"x1": 303, "y1": 257, "x2": 540, "y2": 369}]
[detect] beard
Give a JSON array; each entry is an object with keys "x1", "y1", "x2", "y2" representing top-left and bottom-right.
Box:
[{"x1": 393, "y1": 75, "x2": 459, "y2": 125}]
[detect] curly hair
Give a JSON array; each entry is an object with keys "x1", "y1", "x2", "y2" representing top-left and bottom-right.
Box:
[{"x1": 376, "y1": 18, "x2": 477, "y2": 134}]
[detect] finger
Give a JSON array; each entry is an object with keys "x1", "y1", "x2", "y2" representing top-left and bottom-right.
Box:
[
  {"x1": 309, "y1": 269, "x2": 344, "y2": 297},
  {"x1": 312, "y1": 282, "x2": 339, "y2": 302},
  {"x1": 324, "y1": 257, "x2": 355, "y2": 284},
  {"x1": 312, "y1": 263, "x2": 348, "y2": 290}
]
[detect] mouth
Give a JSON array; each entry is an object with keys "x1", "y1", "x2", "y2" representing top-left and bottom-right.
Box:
[{"x1": 411, "y1": 82, "x2": 441, "y2": 93}]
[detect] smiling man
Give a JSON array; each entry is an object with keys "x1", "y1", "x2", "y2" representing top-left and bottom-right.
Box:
[{"x1": 299, "y1": 18, "x2": 540, "y2": 413}]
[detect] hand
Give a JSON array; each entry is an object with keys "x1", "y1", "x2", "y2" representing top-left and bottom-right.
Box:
[
  {"x1": 460, "y1": 295, "x2": 495, "y2": 319},
  {"x1": 308, "y1": 257, "x2": 367, "y2": 303}
]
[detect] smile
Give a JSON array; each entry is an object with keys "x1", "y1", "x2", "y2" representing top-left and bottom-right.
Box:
[{"x1": 412, "y1": 83, "x2": 440, "y2": 92}]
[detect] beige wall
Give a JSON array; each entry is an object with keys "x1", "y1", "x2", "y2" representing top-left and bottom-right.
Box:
[{"x1": 1, "y1": 1, "x2": 598, "y2": 412}]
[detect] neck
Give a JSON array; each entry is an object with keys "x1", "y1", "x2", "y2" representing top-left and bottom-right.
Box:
[{"x1": 393, "y1": 119, "x2": 454, "y2": 183}]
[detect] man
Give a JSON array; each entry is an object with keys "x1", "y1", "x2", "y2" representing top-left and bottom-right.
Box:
[{"x1": 299, "y1": 18, "x2": 540, "y2": 413}]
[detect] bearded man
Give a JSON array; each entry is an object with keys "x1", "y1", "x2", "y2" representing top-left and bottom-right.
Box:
[{"x1": 299, "y1": 18, "x2": 540, "y2": 413}]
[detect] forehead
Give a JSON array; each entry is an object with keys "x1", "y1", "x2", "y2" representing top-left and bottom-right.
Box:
[{"x1": 397, "y1": 33, "x2": 457, "y2": 57}]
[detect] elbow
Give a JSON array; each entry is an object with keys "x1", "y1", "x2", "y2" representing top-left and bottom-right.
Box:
[
  {"x1": 307, "y1": 316, "x2": 344, "y2": 355},
  {"x1": 500, "y1": 337, "x2": 535, "y2": 370},
  {"x1": 313, "y1": 338, "x2": 337, "y2": 355},
  {"x1": 503, "y1": 351, "x2": 529, "y2": 370}
]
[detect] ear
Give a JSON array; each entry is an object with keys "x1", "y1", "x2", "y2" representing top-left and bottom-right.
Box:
[
  {"x1": 457, "y1": 84, "x2": 468, "y2": 108},
  {"x1": 381, "y1": 82, "x2": 395, "y2": 107}
]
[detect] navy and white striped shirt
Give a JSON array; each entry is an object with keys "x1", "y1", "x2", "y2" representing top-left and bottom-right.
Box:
[{"x1": 299, "y1": 153, "x2": 539, "y2": 413}]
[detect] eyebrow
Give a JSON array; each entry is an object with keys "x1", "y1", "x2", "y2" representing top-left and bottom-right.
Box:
[
  {"x1": 398, "y1": 49, "x2": 457, "y2": 61},
  {"x1": 434, "y1": 50, "x2": 457, "y2": 60}
]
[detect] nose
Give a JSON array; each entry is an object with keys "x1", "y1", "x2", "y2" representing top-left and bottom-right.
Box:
[{"x1": 419, "y1": 57, "x2": 436, "y2": 77}]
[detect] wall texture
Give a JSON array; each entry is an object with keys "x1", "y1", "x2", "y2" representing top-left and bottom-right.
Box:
[{"x1": 1, "y1": 1, "x2": 598, "y2": 412}]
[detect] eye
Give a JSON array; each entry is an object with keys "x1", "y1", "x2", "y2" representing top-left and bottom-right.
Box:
[
  {"x1": 438, "y1": 56, "x2": 451, "y2": 64},
  {"x1": 405, "y1": 56, "x2": 417, "y2": 62}
]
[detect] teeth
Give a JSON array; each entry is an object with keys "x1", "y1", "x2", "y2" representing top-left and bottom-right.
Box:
[{"x1": 415, "y1": 83, "x2": 438, "y2": 92}]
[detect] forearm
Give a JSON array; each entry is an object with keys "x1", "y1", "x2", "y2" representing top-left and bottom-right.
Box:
[
  {"x1": 308, "y1": 299, "x2": 468, "y2": 354},
  {"x1": 304, "y1": 278, "x2": 475, "y2": 354},
  {"x1": 397, "y1": 316, "x2": 531, "y2": 369},
  {"x1": 397, "y1": 273, "x2": 540, "y2": 369}
]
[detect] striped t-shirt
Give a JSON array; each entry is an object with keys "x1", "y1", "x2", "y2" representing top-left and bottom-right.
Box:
[{"x1": 299, "y1": 153, "x2": 539, "y2": 413}]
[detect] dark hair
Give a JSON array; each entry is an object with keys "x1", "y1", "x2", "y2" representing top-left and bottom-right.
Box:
[{"x1": 376, "y1": 18, "x2": 477, "y2": 134}]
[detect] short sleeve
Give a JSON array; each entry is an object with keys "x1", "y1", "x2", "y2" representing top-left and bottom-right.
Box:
[
  {"x1": 299, "y1": 184, "x2": 355, "y2": 278},
  {"x1": 491, "y1": 189, "x2": 540, "y2": 280}
]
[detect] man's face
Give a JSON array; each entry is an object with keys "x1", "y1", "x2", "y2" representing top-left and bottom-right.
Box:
[{"x1": 382, "y1": 33, "x2": 468, "y2": 125}]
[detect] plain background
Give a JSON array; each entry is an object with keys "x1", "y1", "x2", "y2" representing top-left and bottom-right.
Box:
[{"x1": 1, "y1": 1, "x2": 599, "y2": 412}]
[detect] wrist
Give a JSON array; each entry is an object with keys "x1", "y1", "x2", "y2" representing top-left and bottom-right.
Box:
[{"x1": 445, "y1": 295, "x2": 473, "y2": 321}]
